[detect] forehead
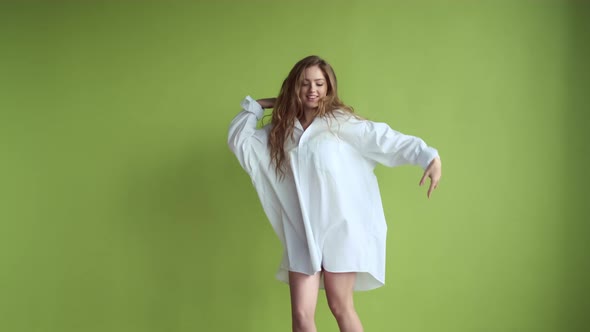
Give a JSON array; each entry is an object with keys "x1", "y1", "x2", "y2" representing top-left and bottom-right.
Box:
[{"x1": 302, "y1": 65, "x2": 326, "y2": 80}]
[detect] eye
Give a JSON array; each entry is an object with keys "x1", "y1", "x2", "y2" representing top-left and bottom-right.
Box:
[{"x1": 317, "y1": 83, "x2": 324, "y2": 87}]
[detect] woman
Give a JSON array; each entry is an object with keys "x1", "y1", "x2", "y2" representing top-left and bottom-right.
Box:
[{"x1": 228, "y1": 55, "x2": 441, "y2": 332}]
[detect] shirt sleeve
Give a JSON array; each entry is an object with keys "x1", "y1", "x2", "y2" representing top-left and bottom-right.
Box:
[
  {"x1": 227, "y1": 96, "x2": 264, "y2": 173},
  {"x1": 341, "y1": 116, "x2": 439, "y2": 169}
]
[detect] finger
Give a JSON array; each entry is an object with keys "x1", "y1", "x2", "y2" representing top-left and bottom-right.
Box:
[
  {"x1": 427, "y1": 181, "x2": 435, "y2": 198},
  {"x1": 419, "y1": 171, "x2": 428, "y2": 186}
]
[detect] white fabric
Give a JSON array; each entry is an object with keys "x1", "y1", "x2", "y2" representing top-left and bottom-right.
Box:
[{"x1": 228, "y1": 96, "x2": 439, "y2": 291}]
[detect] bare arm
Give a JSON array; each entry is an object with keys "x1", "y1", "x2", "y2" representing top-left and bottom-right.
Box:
[{"x1": 256, "y1": 98, "x2": 276, "y2": 109}]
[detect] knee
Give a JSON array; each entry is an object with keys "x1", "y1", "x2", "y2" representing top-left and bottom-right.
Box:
[
  {"x1": 327, "y1": 298, "x2": 355, "y2": 320},
  {"x1": 292, "y1": 308, "x2": 315, "y2": 330}
]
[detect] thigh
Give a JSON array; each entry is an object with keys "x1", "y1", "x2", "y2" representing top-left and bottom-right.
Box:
[
  {"x1": 324, "y1": 271, "x2": 356, "y2": 306},
  {"x1": 289, "y1": 271, "x2": 321, "y2": 312}
]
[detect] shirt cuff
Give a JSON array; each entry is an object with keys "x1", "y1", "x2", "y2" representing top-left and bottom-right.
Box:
[
  {"x1": 417, "y1": 147, "x2": 439, "y2": 170},
  {"x1": 241, "y1": 95, "x2": 264, "y2": 120}
]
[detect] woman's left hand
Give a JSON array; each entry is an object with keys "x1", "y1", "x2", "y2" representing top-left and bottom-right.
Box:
[{"x1": 420, "y1": 157, "x2": 442, "y2": 198}]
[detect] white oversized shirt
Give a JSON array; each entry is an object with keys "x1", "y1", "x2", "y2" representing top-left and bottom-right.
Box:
[{"x1": 228, "y1": 96, "x2": 439, "y2": 291}]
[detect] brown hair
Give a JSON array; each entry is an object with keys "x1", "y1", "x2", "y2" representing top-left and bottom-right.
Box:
[{"x1": 269, "y1": 55, "x2": 355, "y2": 178}]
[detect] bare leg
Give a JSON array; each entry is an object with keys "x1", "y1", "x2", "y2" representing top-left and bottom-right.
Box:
[
  {"x1": 324, "y1": 271, "x2": 364, "y2": 332},
  {"x1": 289, "y1": 271, "x2": 321, "y2": 332}
]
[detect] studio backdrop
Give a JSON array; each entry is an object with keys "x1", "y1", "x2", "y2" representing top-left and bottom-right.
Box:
[{"x1": 0, "y1": 1, "x2": 588, "y2": 332}]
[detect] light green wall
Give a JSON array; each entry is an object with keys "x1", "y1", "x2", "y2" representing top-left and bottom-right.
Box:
[{"x1": 1, "y1": 1, "x2": 588, "y2": 331}]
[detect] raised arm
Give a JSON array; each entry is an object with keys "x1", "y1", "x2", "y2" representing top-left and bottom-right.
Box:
[
  {"x1": 256, "y1": 97, "x2": 276, "y2": 109},
  {"x1": 227, "y1": 96, "x2": 265, "y2": 173}
]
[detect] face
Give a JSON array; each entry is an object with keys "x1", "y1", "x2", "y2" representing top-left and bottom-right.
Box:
[{"x1": 299, "y1": 65, "x2": 328, "y2": 112}]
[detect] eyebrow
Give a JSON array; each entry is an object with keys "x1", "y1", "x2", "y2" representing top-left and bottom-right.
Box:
[{"x1": 303, "y1": 78, "x2": 326, "y2": 82}]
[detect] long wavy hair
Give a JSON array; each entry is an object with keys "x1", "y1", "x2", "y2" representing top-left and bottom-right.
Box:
[{"x1": 269, "y1": 55, "x2": 355, "y2": 178}]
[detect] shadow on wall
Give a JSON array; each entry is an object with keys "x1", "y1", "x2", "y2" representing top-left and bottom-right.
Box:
[{"x1": 565, "y1": 3, "x2": 590, "y2": 331}]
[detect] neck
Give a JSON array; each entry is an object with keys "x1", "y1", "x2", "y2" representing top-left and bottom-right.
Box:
[{"x1": 300, "y1": 108, "x2": 316, "y2": 130}]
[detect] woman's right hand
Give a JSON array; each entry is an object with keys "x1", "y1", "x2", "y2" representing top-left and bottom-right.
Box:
[{"x1": 257, "y1": 98, "x2": 277, "y2": 109}]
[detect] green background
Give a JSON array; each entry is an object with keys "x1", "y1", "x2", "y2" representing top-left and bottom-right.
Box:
[{"x1": 1, "y1": 1, "x2": 588, "y2": 331}]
